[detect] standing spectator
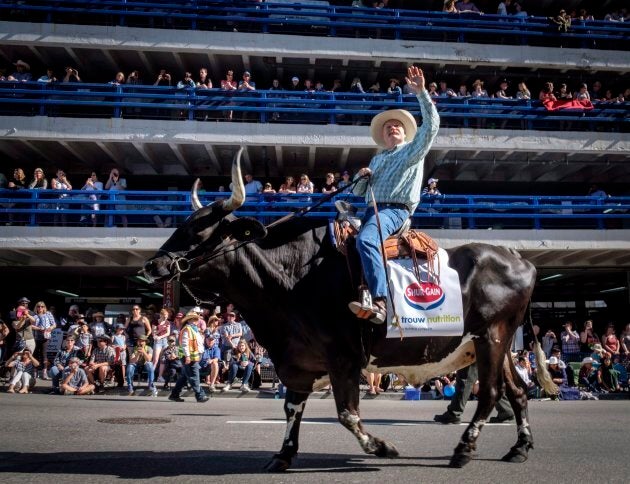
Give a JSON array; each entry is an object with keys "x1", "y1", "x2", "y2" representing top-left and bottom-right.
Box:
[
  {"x1": 297, "y1": 174, "x2": 314, "y2": 195},
  {"x1": 559, "y1": 321, "x2": 580, "y2": 362},
  {"x1": 495, "y1": 79, "x2": 511, "y2": 99},
  {"x1": 222, "y1": 338, "x2": 255, "y2": 393},
  {"x1": 602, "y1": 324, "x2": 620, "y2": 357},
  {"x1": 422, "y1": 177, "x2": 441, "y2": 197},
  {"x1": 8, "y1": 60, "x2": 32, "y2": 82},
  {"x1": 331, "y1": 79, "x2": 343, "y2": 93},
  {"x1": 74, "y1": 318, "x2": 93, "y2": 360},
  {"x1": 126, "y1": 335, "x2": 157, "y2": 396},
  {"x1": 278, "y1": 176, "x2": 297, "y2": 194},
  {"x1": 61, "y1": 357, "x2": 94, "y2": 395},
  {"x1": 443, "y1": 0, "x2": 458, "y2": 13},
  {"x1": 387, "y1": 78, "x2": 402, "y2": 96},
  {"x1": 539, "y1": 82, "x2": 556, "y2": 102},
  {"x1": 32, "y1": 301, "x2": 56, "y2": 379},
  {"x1": 126, "y1": 70, "x2": 142, "y2": 85},
  {"x1": 152, "y1": 307, "x2": 172, "y2": 382},
  {"x1": 154, "y1": 69, "x2": 172, "y2": 86},
  {"x1": 12, "y1": 297, "x2": 36, "y2": 353},
  {"x1": 169, "y1": 311, "x2": 208, "y2": 403},
  {"x1": 62, "y1": 67, "x2": 81, "y2": 83},
  {"x1": 86, "y1": 335, "x2": 115, "y2": 392},
  {"x1": 541, "y1": 328, "x2": 557, "y2": 358},
  {"x1": 200, "y1": 333, "x2": 221, "y2": 392},
  {"x1": 349, "y1": 77, "x2": 366, "y2": 125},
  {"x1": 549, "y1": 9, "x2": 571, "y2": 32},
  {"x1": 456, "y1": 83, "x2": 470, "y2": 98},
  {"x1": 220, "y1": 69, "x2": 238, "y2": 121},
  {"x1": 288, "y1": 76, "x2": 301, "y2": 91},
  {"x1": 29, "y1": 168, "x2": 48, "y2": 224},
  {"x1": 80, "y1": 171, "x2": 103, "y2": 227},
  {"x1": 49, "y1": 335, "x2": 79, "y2": 394},
  {"x1": 105, "y1": 168, "x2": 128, "y2": 227},
  {"x1": 125, "y1": 304, "x2": 152, "y2": 348},
  {"x1": 438, "y1": 80, "x2": 456, "y2": 98},
  {"x1": 37, "y1": 68, "x2": 57, "y2": 84},
  {"x1": 109, "y1": 72, "x2": 126, "y2": 86},
  {"x1": 262, "y1": 182, "x2": 276, "y2": 194},
  {"x1": 160, "y1": 335, "x2": 182, "y2": 390},
  {"x1": 471, "y1": 79, "x2": 488, "y2": 98},
  {"x1": 50, "y1": 169, "x2": 72, "y2": 226},
  {"x1": 427, "y1": 82, "x2": 438, "y2": 98},
  {"x1": 177, "y1": 71, "x2": 195, "y2": 89},
  {"x1": 269, "y1": 78, "x2": 283, "y2": 120},
  {"x1": 337, "y1": 171, "x2": 352, "y2": 192},
  {"x1": 456, "y1": 0, "x2": 482, "y2": 14},
  {"x1": 580, "y1": 319, "x2": 600, "y2": 356},
  {"x1": 6, "y1": 349, "x2": 39, "y2": 393},
  {"x1": 221, "y1": 310, "x2": 243, "y2": 365},
  {"x1": 497, "y1": 0, "x2": 511, "y2": 16},
  {"x1": 237, "y1": 71, "x2": 256, "y2": 92},
  {"x1": 197, "y1": 68, "x2": 212, "y2": 88},
  {"x1": 241, "y1": 174, "x2": 263, "y2": 194},
  {"x1": 321, "y1": 173, "x2": 337, "y2": 194}
]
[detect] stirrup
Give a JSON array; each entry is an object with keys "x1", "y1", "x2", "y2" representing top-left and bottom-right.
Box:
[
  {"x1": 335, "y1": 200, "x2": 362, "y2": 232},
  {"x1": 348, "y1": 300, "x2": 387, "y2": 325}
]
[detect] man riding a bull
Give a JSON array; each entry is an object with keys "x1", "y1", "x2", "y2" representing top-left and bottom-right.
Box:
[{"x1": 349, "y1": 65, "x2": 440, "y2": 325}]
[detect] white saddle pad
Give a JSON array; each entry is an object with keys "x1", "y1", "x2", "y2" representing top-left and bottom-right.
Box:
[{"x1": 386, "y1": 248, "x2": 464, "y2": 338}]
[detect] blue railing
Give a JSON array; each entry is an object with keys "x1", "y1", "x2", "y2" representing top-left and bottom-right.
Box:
[
  {"x1": 1, "y1": 82, "x2": 627, "y2": 131},
  {"x1": 1, "y1": 0, "x2": 629, "y2": 50},
  {"x1": 1, "y1": 189, "x2": 628, "y2": 230}
]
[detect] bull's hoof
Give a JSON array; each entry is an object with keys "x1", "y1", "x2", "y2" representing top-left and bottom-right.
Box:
[
  {"x1": 264, "y1": 457, "x2": 291, "y2": 472},
  {"x1": 449, "y1": 452, "x2": 472, "y2": 468},
  {"x1": 501, "y1": 448, "x2": 528, "y2": 463},
  {"x1": 374, "y1": 439, "x2": 399, "y2": 458}
]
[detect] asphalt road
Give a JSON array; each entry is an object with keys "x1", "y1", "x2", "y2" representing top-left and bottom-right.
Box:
[{"x1": 0, "y1": 392, "x2": 628, "y2": 483}]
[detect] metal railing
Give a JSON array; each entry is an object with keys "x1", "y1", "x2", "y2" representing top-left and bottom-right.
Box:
[
  {"x1": 1, "y1": 189, "x2": 628, "y2": 230},
  {"x1": 1, "y1": 0, "x2": 628, "y2": 50},
  {"x1": 1, "y1": 82, "x2": 627, "y2": 131}
]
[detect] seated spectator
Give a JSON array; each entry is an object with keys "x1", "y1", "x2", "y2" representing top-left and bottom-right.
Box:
[
  {"x1": 197, "y1": 68, "x2": 212, "y2": 89},
  {"x1": 7, "y1": 60, "x2": 32, "y2": 82},
  {"x1": 551, "y1": 346, "x2": 574, "y2": 386},
  {"x1": 387, "y1": 78, "x2": 402, "y2": 96},
  {"x1": 321, "y1": 173, "x2": 337, "y2": 194},
  {"x1": 37, "y1": 68, "x2": 57, "y2": 84},
  {"x1": 6, "y1": 348, "x2": 39, "y2": 393},
  {"x1": 443, "y1": 0, "x2": 458, "y2": 13},
  {"x1": 495, "y1": 79, "x2": 512, "y2": 99},
  {"x1": 200, "y1": 333, "x2": 221, "y2": 392},
  {"x1": 73, "y1": 318, "x2": 93, "y2": 360},
  {"x1": 575, "y1": 83, "x2": 590, "y2": 101},
  {"x1": 177, "y1": 72, "x2": 195, "y2": 89},
  {"x1": 597, "y1": 353, "x2": 621, "y2": 392},
  {"x1": 456, "y1": 83, "x2": 470, "y2": 98},
  {"x1": 297, "y1": 174, "x2": 315, "y2": 197},
  {"x1": 154, "y1": 69, "x2": 172, "y2": 86},
  {"x1": 516, "y1": 82, "x2": 531, "y2": 100},
  {"x1": 61, "y1": 357, "x2": 94, "y2": 395},
  {"x1": 86, "y1": 334, "x2": 115, "y2": 392},
  {"x1": 111, "y1": 323, "x2": 127, "y2": 386},
  {"x1": 557, "y1": 83, "x2": 572, "y2": 100},
  {"x1": 539, "y1": 82, "x2": 557, "y2": 102},
  {"x1": 432, "y1": 372, "x2": 454, "y2": 399},
  {"x1": 89, "y1": 311, "x2": 108, "y2": 339},
  {"x1": 109, "y1": 72, "x2": 126, "y2": 86},
  {"x1": 456, "y1": 0, "x2": 481, "y2": 14},
  {"x1": 62, "y1": 67, "x2": 81, "y2": 83},
  {"x1": 126, "y1": 335, "x2": 157, "y2": 396},
  {"x1": 427, "y1": 82, "x2": 439, "y2": 98},
  {"x1": 546, "y1": 356, "x2": 566, "y2": 387},
  {"x1": 160, "y1": 335, "x2": 182, "y2": 390},
  {"x1": 49, "y1": 335, "x2": 79, "y2": 394},
  {"x1": 514, "y1": 356, "x2": 539, "y2": 398},
  {"x1": 602, "y1": 323, "x2": 620, "y2": 357},
  {"x1": 578, "y1": 357, "x2": 600, "y2": 391},
  {"x1": 549, "y1": 9, "x2": 571, "y2": 32},
  {"x1": 471, "y1": 79, "x2": 488, "y2": 98},
  {"x1": 222, "y1": 338, "x2": 254, "y2": 393},
  {"x1": 438, "y1": 80, "x2": 457, "y2": 98},
  {"x1": 621, "y1": 323, "x2": 630, "y2": 362}
]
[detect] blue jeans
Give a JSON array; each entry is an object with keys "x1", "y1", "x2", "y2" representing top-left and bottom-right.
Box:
[
  {"x1": 228, "y1": 361, "x2": 254, "y2": 386},
  {"x1": 50, "y1": 365, "x2": 63, "y2": 390},
  {"x1": 126, "y1": 361, "x2": 155, "y2": 389},
  {"x1": 356, "y1": 206, "x2": 409, "y2": 299},
  {"x1": 172, "y1": 360, "x2": 205, "y2": 401}
]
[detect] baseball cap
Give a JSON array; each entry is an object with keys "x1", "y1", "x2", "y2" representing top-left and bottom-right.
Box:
[
  {"x1": 243, "y1": 71, "x2": 251, "y2": 76},
  {"x1": 291, "y1": 76, "x2": 299, "y2": 81},
  {"x1": 428, "y1": 178, "x2": 438, "y2": 184}
]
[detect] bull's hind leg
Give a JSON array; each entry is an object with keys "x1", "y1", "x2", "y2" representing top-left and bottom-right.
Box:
[
  {"x1": 264, "y1": 389, "x2": 309, "y2": 472},
  {"x1": 330, "y1": 366, "x2": 399, "y2": 458},
  {"x1": 501, "y1": 356, "x2": 534, "y2": 463},
  {"x1": 450, "y1": 338, "x2": 503, "y2": 468}
]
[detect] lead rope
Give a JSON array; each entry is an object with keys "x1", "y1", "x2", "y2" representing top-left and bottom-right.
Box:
[{"x1": 368, "y1": 183, "x2": 403, "y2": 340}]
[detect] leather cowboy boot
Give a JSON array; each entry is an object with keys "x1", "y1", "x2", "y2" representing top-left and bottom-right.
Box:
[{"x1": 348, "y1": 297, "x2": 387, "y2": 325}]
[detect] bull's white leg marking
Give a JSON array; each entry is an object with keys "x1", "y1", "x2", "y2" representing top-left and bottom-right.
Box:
[
  {"x1": 283, "y1": 401, "x2": 306, "y2": 446},
  {"x1": 339, "y1": 410, "x2": 378, "y2": 454},
  {"x1": 366, "y1": 334, "x2": 477, "y2": 386},
  {"x1": 460, "y1": 419, "x2": 485, "y2": 446},
  {"x1": 518, "y1": 417, "x2": 531, "y2": 437},
  {"x1": 312, "y1": 375, "x2": 330, "y2": 392}
]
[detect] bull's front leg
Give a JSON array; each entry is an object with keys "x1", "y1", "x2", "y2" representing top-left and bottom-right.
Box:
[
  {"x1": 264, "y1": 389, "x2": 309, "y2": 472},
  {"x1": 330, "y1": 365, "x2": 399, "y2": 459}
]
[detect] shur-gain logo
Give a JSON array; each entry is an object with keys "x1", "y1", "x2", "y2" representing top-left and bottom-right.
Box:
[{"x1": 404, "y1": 282, "x2": 445, "y2": 310}]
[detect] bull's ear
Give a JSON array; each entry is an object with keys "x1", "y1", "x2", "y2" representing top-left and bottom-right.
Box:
[{"x1": 224, "y1": 217, "x2": 267, "y2": 241}]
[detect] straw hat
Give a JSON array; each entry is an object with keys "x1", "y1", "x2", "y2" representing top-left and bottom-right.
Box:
[
  {"x1": 181, "y1": 311, "x2": 201, "y2": 324},
  {"x1": 14, "y1": 60, "x2": 30, "y2": 70},
  {"x1": 370, "y1": 109, "x2": 417, "y2": 148}
]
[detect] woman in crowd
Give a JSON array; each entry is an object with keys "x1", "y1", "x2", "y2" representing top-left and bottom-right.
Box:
[
  {"x1": 50, "y1": 169, "x2": 72, "y2": 226},
  {"x1": 296, "y1": 174, "x2": 314, "y2": 195},
  {"x1": 125, "y1": 305, "x2": 152, "y2": 349},
  {"x1": 387, "y1": 78, "x2": 402, "y2": 96},
  {"x1": 602, "y1": 323, "x2": 620, "y2": 357},
  {"x1": 109, "y1": 72, "x2": 126, "y2": 86},
  {"x1": 74, "y1": 319, "x2": 93, "y2": 360},
  {"x1": 621, "y1": 323, "x2": 630, "y2": 362},
  {"x1": 153, "y1": 307, "x2": 172, "y2": 382},
  {"x1": 597, "y1": 353, "x2": 621, "y2": 392},
  {"x1": 32, "y1": 301, "x2": 56, "y2": 379},
  {"x1": 6, "y1": 348, "x2": 40, "y2": 393},
  {"x1": 578, "y1": 356, "x2": 600, "y2": 391},
  {"x1": 222, "y1": 338, "x2": 254, "y2": 393},
  {"x1": 7, "y1": 168, "x2": 29, "y2": 225},
  {"x1": 516, "y1": 81, "x2": 531, "y2": 100},
  {"x1": 427, "y1": 82, "x2": 439, "y2": 98},
  {"x1": 580, "y1": 319, "x2": 600, "y2": 356},
  {"x1": 538, "y1": 82, "x2": 557, "y2": 102},
  {"x1": 105, "y1": 168, "x2": 128, "y2": 228},
  {"x1": 278, "y1": 176, "x2": 297, "y2": 194},
  {"x1": 443, "y1": 0, "x2": 458, "y2": 13},
  {"x1": 220, "y1": 70, "x2": 238, "y2": 121},
  {"x1": 81, "y1": 171, "x2": 103, "y2": 227},
  {"x1": 111, "y1": 323, "x2": 127, "y2": 386},
  {"x1": 29, "y1": 168, "x2": 48, "y2": 190},
  {"x1": 89, "y1": 311, "x2": 108, "y2": 338}
]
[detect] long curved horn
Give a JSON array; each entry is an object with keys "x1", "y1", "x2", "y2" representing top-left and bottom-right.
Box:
[
  {"x1": 222, "y1": 147, "x2": 245, "y2": 212},
  {"x1": 190, "y1": 178, "x2": 203, "y2": 211}
]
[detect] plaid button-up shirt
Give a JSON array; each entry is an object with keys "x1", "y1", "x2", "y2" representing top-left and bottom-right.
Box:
[
  {"x1": 353, "y1": 90, "x2": 440, "y2": 214},
  {"x1": 90, "y1": 346, "x2": 115, "y2": 365}
]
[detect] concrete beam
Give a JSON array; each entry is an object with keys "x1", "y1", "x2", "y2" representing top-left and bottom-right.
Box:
[
  {"x1": 202, "y1": 144, "x2": 222, "y2": 175},
  {"x1": 167, "y1": 142, "x2": 192, "y2": 174},
  {"x1": 307, "y1": 146, "x2": 316, "y2": 173},
  {"x1": 137, "y1": 51, "x2": 153, "y2": 77},
  {"x1": 275, "y1": 145, "x2": 283, "y2": 173},
  {"x1": 338, "y1": 147, "x2": 350, "y2": 171},
  {"x1": 19, "y1": 139, "x2": 56, "y2": 164},
  {"x1": 64, "y1": 47, "x2": 85, "y2": 71},
  {"x1": 58, "y1": 141, "x2": 86, "y2": 165},
  {"x1": 131, "y1": 142, "x2": 159, "y2": 173}
]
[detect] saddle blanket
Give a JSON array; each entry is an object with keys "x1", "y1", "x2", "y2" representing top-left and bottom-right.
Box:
[{"x1": 386, "y1": 248, "x2": 464, "y2": 339}]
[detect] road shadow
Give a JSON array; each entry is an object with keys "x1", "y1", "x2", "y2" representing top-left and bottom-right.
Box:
[{"x1": 0, "y1": 450, "x2": 456, "y2": 476}]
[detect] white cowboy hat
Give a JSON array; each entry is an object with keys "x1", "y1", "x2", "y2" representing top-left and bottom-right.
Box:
[
  {"x1": 370, "y1": 109, "x2": 417, "y2": 148},
  {"x1": 581, "y1": 357, "x2": 595, "y2": 365}
]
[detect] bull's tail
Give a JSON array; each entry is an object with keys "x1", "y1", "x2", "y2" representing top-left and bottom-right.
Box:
[{"x1": 525, "y1": 302, "x2": 559, "y2": 396}]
